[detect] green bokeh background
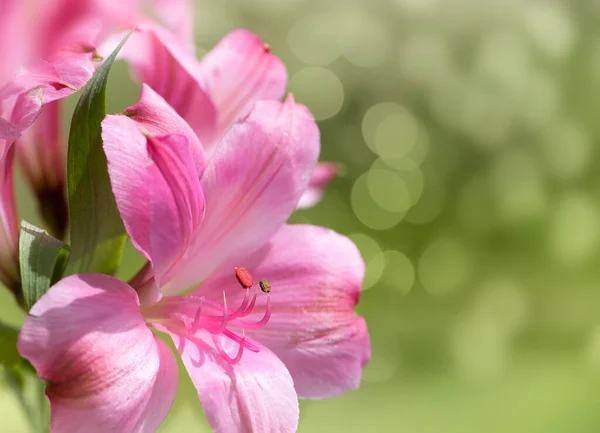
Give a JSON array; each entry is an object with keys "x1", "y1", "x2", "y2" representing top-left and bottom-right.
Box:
[{"x1": 4, "y1": 0, "x2": 600, "y2": 431}]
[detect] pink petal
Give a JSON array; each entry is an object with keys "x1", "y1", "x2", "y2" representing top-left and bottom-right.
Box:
[
  {"x1": 16, "y1": 100, "x2": 65, "y2": 191},
  {"x1": 0, "y1": 54, "x2": 96, "y2": 155},
  {"x1": 0, "y1": 0, "x2": 27, "y2": 86},
  {"x1": 163, "y1": 97, "x2": 320, "y2": 294},
  {"x1": 102, "y1": 112, "x2": 204, "y2": 287},
  {"x1": 121, "y1": 84, "x2": 206, "y2": 175},
  {"x1": 18, "y1": 274, "x2": 178, "y2": 433},
  {"x1": 0, "y1": 146, "x2": 19, "y2": 290},
  {"x1": 194, "y1": 224, "x2": 370, "y2": 399},
  {"x1": 123, "y1": 24, "x2": 218, "y2": 146},
  {"x1": 196, "y1": 29, "x2": 288, "y2": 152},
  {"x1": 171, "y1": 330, "x2": 299, "y2": 433},
  {"x1": 297, "y1": 162, "x2": 341, "y2": 209},
  {"x1": 0, "y1": 117, "x2": 19, "y2": 139},
  {"x1": 147, "y1": 134, "x2": 205, "y2": 287}
]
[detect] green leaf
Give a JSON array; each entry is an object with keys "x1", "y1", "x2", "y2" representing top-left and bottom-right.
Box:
[
  {"x1": 19, "y1": 221, "x2": 70, "y2": 311},
  {"x1": 66, "y1": 33, "x2": 132, "y2": 275},
  {"x1": 0, "y1": 321, "x2": 20, "y2": 368}
]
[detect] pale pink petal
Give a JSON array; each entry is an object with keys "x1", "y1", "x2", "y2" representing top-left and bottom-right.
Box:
[
  {"x1": 102, "y1": 113, "x2": 204, "y2": 287},
  {"x1": 163, "y1": 97, "x2": 320, "y2": 294},
  {"x1": 0, "y1": 146, "x2": 19, "y2": 290},
  {"x1": 123, "y1": 24, "x2": 218, "y2": 145},
  {"x1": 18, "y1": 274, "x2": 178, "y2": 433},
  {"x1": 196, "y1": 29, "x2": 288, "y2": 152},
  {"x1": 193, "y1": 224, "x2": 370, "y2": 399},
  {"x1": 171, "y1": 330, "x2": 299, "y2": 433},
  {"x1": 297, "y1": 162, "x2": 341, "y2": 209}
]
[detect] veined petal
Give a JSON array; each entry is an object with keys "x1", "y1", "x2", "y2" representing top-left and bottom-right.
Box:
[
  {"x1": 122, "y1": 84, "x2": 206, "y2": 175},
  {"x1": 102, "y1": 113, "x2": 204, "y2": 287},
  {"x1": 147, "y1": 134, "x2": 205, "y2": 287},
  {"x1": 123, "y1": 24, "x2": 218, "y2": 145},
  {"x1": 194, "y1": 224, "x2": 370, "y2": 399},
  {"x1": 297, "y1": 162, "x2": 341, "y2": 209},
  {"x1": 171, "y1": 331, "x2": 298, "y2": 433},
  {"x1": 163, "y1": 97, "x2": 320, "y2": 294},
  {"x1": 196, "y1": 29, "x2": 288, "y2": 152},
  {"x1": 18, "y1": 274, "x2": 178, "y2": 433}
]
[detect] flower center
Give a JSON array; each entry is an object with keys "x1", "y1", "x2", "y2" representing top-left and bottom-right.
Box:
[{"x1": 143, "y1": 268, "x2": 271, "y2": 365}]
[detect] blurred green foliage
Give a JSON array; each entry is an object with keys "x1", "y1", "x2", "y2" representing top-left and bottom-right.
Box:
[{"x1": 5, "y1": 0, "x2": 600, "y2": 431}]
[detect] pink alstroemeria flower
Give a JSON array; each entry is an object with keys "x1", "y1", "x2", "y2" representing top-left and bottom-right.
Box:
[
  {"x1": 18, "y1": 82, "x2": 370, "y2": 432},
  {"x1": 114, "y1": 24, "x2": 339, "y2": 209}
]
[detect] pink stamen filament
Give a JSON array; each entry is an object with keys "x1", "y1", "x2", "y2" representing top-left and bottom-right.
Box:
[
  {"x1": 233, "y1": 295, "x2": 272, "y2": 330},
  {"x1": 212, "y1": 333, "x2": 245, "y2": 365},
  {"x1": 158, "y1": 287, "x2": 271, "y2": 364}
]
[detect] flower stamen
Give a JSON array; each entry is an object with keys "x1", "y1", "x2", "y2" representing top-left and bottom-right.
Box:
[{"x1": 234, "y1": 295, "x2": 272, "y2": 330}]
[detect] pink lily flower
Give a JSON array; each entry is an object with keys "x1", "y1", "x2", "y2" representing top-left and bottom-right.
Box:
[{"x1": 18, "y1": 84, "x2": 369, "y2": 432}]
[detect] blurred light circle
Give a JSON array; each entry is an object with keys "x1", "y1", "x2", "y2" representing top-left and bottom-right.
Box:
[
  {"x1": 367, "y1": 169, "x2": 411, "y2": 213},
  {"x1": 363, "y1": 103, "x2": 423, "y2": 161},
  {"x1": 406, "y1": 125, "x2": 430, "y2": 166},
  {"x1": 288, "y1": 67, "x2": 344, "y2": 121},
  {"x1": 287, "y1": 14, "x2": 340, "y2": 65},
  {"x1": 337, "y1": 12, "x2": 388, "y2": 68},
  {"x1": 362, "y1": 103, "x2": 401, "y2": 152},
  {"x1": 400, "y1": 32, "x2": 450, "y2": 85},
  {"x1": 491, "y1": 150, "x2": 547, "y2": 223},
  {"x1": 541, "y1": 121, "x2": 590, "y2": 180},
  {"x1": 524, "y1": 3, "x2": 575, "y2": 60},
  {"x1": 371, "y1": 157, "x2": 424, "y2": 207},
  {"x1": 419, "y1": 237, "x2": 470, "y2": 296},
  {"x1": 348, "y1": 233, "x2": 385, "y2": 290},
  {"x1": 549, "y1": 193, "x2": 600, "y2": 266},
  {"x1": 381, "y1": 250, "x2": 415, "y2": 295},
  {"x1": 405, "y1": 171, "x2": 444, "y2": 225},
  {"x1": 375, "y1": 112, "x2": 419, "y2": 159},
  {"x1": 351, "y1": 171, "x2": 405, "y2": 230}
]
